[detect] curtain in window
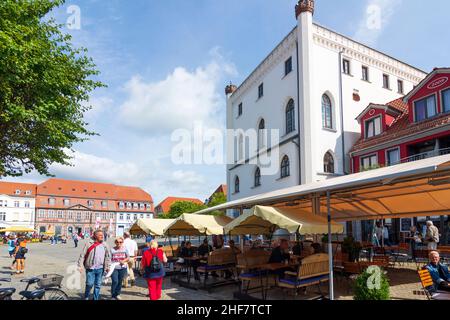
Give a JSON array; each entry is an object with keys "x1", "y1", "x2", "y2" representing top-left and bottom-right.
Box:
[
  {"x1": 286, "y1": 99, "x2": 295, "y2": 134},
  {"x1": 322, "y1": 95, "x2": 332, "y2": 129}
]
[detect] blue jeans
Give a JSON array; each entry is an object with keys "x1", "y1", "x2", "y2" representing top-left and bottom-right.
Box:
[
  {"x1": 111, "y1": 268, "x2": 127, "y2": 298},
  {"x1": 85, "y1": 268, "x2": 104, "y2": 300}
]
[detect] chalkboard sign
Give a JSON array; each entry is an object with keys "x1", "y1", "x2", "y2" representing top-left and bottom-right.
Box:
[{"x1": 400, "y1": 218, "x2": 413, "y2": 233}]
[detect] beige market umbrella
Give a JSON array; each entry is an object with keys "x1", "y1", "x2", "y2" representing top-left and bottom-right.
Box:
[
  {"x1": 129, "y1": 219, "x2": 175, "y2": 236},
  {"x1": 224, "y1": 205, "x2": 344, "y2": 236},
  {"x1": 164, "y1": 214, "x2": 233, "y2": 236},
  {"x1": 0, "y1": 226, "x2": 36, "y2": 233}
]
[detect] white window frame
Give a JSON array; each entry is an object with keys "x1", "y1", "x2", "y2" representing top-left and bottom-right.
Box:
[
  {"x1": 361, "y1": 153, "x2": 379, "y2": 170},
  {"x1": 364, "y1": 115, "x2": 382, "y2": 138},
  {"x1": 441, "y1": 87, "x2": 450, "y2": 113},
  {"x1": 386, "y1": 147, "x2": 401, "y2": 166},
  {"x1": 413, "y1": 93, "x2": 437, "y2": 122}
]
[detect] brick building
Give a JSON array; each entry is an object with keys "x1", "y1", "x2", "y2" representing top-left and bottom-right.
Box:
[{"x1": 35, "y1": 178, "x2": 153, "y2": 237}]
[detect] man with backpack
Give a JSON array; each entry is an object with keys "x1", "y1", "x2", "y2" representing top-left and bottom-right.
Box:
[
  {"x1": 77, "y1": 230, "x2": 111, "y2": 300},
  {"x1": 14, "y1": 235, "x2": 28, "y2": 274}
]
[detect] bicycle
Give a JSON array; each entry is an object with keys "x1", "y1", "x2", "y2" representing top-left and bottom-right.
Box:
[{"x1": 0, "y1": 274, "x2": 69, "y2": 300}]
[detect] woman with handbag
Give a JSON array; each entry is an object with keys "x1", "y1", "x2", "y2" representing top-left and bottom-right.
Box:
[{"x1": 140, "y1": 240, "x2": 167, "y2": 300}]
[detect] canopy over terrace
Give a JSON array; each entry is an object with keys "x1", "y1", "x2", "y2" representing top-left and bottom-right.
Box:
[
  {"x1": 129, "y1": 219, "x2": 175, "y2": 237},
  {"x1": 194, "y1": 154, "x2": 450, "y2": 300},
  {"x1": 164, "y1": 214, "x2": 233, "y2": 236},
  {"x1": 224, "y1": 205, "x2": 344, "y2": 236}
]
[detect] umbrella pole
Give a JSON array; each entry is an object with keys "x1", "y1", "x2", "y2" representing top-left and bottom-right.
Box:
[{"x1": 327, "y1": 190, "x2": 334, "y2": 301}]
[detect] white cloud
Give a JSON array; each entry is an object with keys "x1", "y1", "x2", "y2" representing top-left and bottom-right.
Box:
[
  {"x1": 353, "y1": 0, "x2": 403, "y2": 47},
  {"x1": 118, "y1": 48, "x2": 237, "y2": 135},
  {"x1": 51, "y1": 150, "x2": 142, "y2": 186}
]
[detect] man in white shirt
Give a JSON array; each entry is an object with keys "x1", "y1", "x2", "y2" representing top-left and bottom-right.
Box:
[{"x1": 122, "y1": 232, "x2": 138, "y2": 287}]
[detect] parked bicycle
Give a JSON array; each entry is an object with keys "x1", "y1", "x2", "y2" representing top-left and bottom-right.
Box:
[{"x1": 0, "y1": 274, "x2": 69, "y2": 300}]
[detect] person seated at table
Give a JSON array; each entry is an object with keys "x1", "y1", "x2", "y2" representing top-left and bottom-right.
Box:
[
  {"x1": 176, "y1": 241, "x2": 186, "y2": 258},
  {"x1": 426, "y1": 251, "x2": 450, "y2": 292},
  {"x1": 311, "y1": 242, "x2": 323, "y2": 254},
  {"x1": 292, "y1": 241, "x2": 302, "y2": 256},
  {"x1": 269, "y1": 239, "x2": 294, "y2": 279},
  {"x1": 269, "y1": 239, "x2": 290, "y2": 264},
  {"x1": 198, "y1": 239, "x2": 213, "y2": 257},
  {"x1": 227, "y1": 240, "x2": 241, "y2": 255},
  {"x1": 179, "y1": 241, "x2": 200, "y2": 280}
]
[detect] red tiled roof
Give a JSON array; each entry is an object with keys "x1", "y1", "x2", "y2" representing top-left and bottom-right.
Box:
[
  {"x1": 351, "y1": 98, "x2": 450, "y2": 153},
  {"x1": 37, "y1": 178, "x2": 153, "y2": 202},
  {"x1": 0, "y1": 182, "x2": 37, "y2": 197},
  {"x1": 155, "y1": 196, "x2": 204, "y2": 214}
]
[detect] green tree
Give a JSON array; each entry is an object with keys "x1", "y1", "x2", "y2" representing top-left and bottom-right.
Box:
[
  {"x1": 207, "y1": 192, "x2": 227, "y2": 216},
  {"x1": 353, "y1": 267, "x2": 390, "y2": 300},
  {"x1": 0, "y1": 0, "x2": 105, "y2": 177},
  {"x1": 166, "y1": 201, "x2": 207, "y2": 219}
]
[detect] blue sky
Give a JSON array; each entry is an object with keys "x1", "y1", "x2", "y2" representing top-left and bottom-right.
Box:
[{"x1": 10, "y1": 0, "x2": 450, "y2": 205}]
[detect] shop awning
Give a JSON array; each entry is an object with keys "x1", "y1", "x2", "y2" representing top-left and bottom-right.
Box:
[
  {"x1": 163, "y1": 214, "x2": 233, "y2": 236},
  {"x1": 224, "y1": 205, "x2": 344, "y2": 235},
  {"x1": 195, "y1": 154, "x2": 450, "y2": 222},
  {"x1": 129, "y1": 219, "x2": 175, "y2": 236},
  {"x1": 0, "y1": 226, "x2": 35, "y2": 233}
]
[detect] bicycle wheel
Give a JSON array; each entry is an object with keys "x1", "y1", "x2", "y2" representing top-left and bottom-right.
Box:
[{"x1": 43, "y1": 288, "x2": 69, "y2": 300}]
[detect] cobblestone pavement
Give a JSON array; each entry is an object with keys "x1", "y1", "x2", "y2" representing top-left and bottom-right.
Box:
[{"x1": 0, "y1": 240, "x2": 426, "y2": 300}]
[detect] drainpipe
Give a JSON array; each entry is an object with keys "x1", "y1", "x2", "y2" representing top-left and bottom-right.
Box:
[
  {"x1": 296, "y1": 41, "x2": 302, "y2": 185},
  {"x1": 338, "y1": 50, "x2": 347, "y2": 175}
]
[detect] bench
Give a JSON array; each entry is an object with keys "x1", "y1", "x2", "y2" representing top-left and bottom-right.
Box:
[
  {"x1": 278, "y1": 253, "x2": 330, "y2": 299},
  {"x1": 196, "y1": 248, "x2": 239, "y2": 292},
  {"x1": 235, "y1": 250, "x2": 271, "y2": 297},
  {"x1": 416, "y1": 268, "x2": 450, "y2": 300}
]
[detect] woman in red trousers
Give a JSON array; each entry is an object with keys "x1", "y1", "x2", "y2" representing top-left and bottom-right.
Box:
[{"x1": 141, "y1": 240, "x2": 167, "y2": 300}]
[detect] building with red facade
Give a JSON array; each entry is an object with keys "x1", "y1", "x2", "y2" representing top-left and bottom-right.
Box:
[
  {"x1": 349, "y1": 68, "x2": 450, "y2": 243},
  {"x1": 35, "y1": 178, "x2": 153, "y2": 237}
]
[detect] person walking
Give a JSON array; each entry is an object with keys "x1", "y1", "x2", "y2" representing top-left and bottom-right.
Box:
[
  {"x1": 14, "y1": 236, "x2": 27, "y2": 274},
  {"x1": 77, "y1": 230, "x2": 111, "y2": 301},
  {"x1": 110, "y1": 237, "x2": 129, "y2": 300},
  {"x1": 122, "y1": 232, "x2": 138, "y2": 288},
  {"x1": 7, "y1": 235, "x2": 16, "y2": 258},
  {"x1": 140, "y1": 240, "x2": 167, "y2": 300},
  {"x1": 72, "y1": 233, "x2": 79, "y2": 248},
  {"x1": 425, "y1": 221, "x2": 440, "y2": 250}
]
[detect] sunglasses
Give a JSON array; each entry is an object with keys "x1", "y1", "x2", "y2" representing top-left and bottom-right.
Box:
[{"x1": 116, "y1": 241, "x2": 123, "y2": 244}]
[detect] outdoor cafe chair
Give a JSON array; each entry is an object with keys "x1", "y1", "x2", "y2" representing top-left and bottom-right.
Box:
[
  {"x1": 416, "y1": 268, "x2": 450, "y2": 300},
  {"x1": 278, "y1": 253, "x2": 330, "y2": 299}
]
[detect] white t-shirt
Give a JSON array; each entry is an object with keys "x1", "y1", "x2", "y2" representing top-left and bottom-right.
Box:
[{"x1": 124, "y1": 238, "x2": 138, "y2": 257}]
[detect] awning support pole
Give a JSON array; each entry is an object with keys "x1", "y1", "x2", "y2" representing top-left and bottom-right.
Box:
[{"x1": 327, "y1": 190, "x2": 334, "y2": 301}]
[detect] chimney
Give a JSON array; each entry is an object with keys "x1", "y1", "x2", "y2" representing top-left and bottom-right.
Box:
[{"x1": 225, "y1": 83, "x2": 237, "y2": 96}]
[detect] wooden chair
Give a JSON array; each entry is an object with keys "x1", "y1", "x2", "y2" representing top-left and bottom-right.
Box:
[
  {"x1": 416, "y1": 268, "x2": 450, "y2": 300},
  {"x1": 278, "y1": 253, "x2": 330, "y2": 299},
  {"x1": 236, "y1": 250, "x2": 271, "y2": 296},
  {"x1": 390, "y1": 243, "x2": 410, "y2": 266},
  {"x1": 196, "y1": 248, "x2": 239, "y2": 292}
]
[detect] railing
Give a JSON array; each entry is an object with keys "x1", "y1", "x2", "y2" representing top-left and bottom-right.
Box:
[{"x1": 397, "y1": 147, "x2": 450, "y2": 165}]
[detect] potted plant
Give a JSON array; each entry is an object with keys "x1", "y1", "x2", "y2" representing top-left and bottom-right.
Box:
[
  {"x1": 353, "y1": 267, "x2": 390, "y2": 300},
  {"x1": 342, "y1": 236, "x2": 362, "y2": 262}
]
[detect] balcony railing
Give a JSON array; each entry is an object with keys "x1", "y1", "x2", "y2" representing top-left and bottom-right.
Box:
[{"x1": 397, "y1": 147, "x2": 450, "y2": 165}]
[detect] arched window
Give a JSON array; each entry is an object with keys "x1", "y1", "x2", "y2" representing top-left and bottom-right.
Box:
[
  {"x1": 254, "y1": 167, "x2": 261, "y2": 187},
  {"x1": 280, "y1": 156, "x2": 290, "y2": 178},
  {"x1": 234, "y1": 176, "x2": 240, "y2": 194},
  {"x1": 258, "y1": 119, "x2": 266, "y2": 150},
  {"x1": 324, "y1": 152, "x2": 335, "y2": 174},
  {"x1": 286, "y1": 99, "x2": 295, "y2": 134},
  {"x1": 322, "y1": 94, "x2": 333, "y2": 129}
]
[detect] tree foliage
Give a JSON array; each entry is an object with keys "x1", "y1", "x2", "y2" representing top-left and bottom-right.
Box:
[
  {"x1": 207, "y1": 192, "x2": 227, "y2": 216},
  {"x1": 353, "y1": 267, "x2": 390, "y2": 300},
  {"x1": 0, "y1": 0, "x2": 105, "y2": 177},
  {"x1": 165, "y1": 201, "x2": 207, "y2": 219}
]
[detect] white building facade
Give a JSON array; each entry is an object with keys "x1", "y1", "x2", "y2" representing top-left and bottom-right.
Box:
[
  {"x1": 226, "y1": 1, "x2": 427, "y2": 218},
  {"x1": 115, "y1": 211, "x2": 153, "y2": 237},
  {"x1": 0, "y1": 183, "x2": 36, "y2": 230}
]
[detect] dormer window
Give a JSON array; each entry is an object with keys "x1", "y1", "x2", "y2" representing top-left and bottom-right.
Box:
[
  {"x1": 414, "y1": 95, "x2": 436, "y2": 122},
  {"x1": 15, "y1": 190, "x2": 21, "y2": 195},
  {"x1": 365, "y1": 116, "x2": 382, "y2": 138},
  {"x1": 442, "y1": 88, "x2": 450, "y2": 113}
]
